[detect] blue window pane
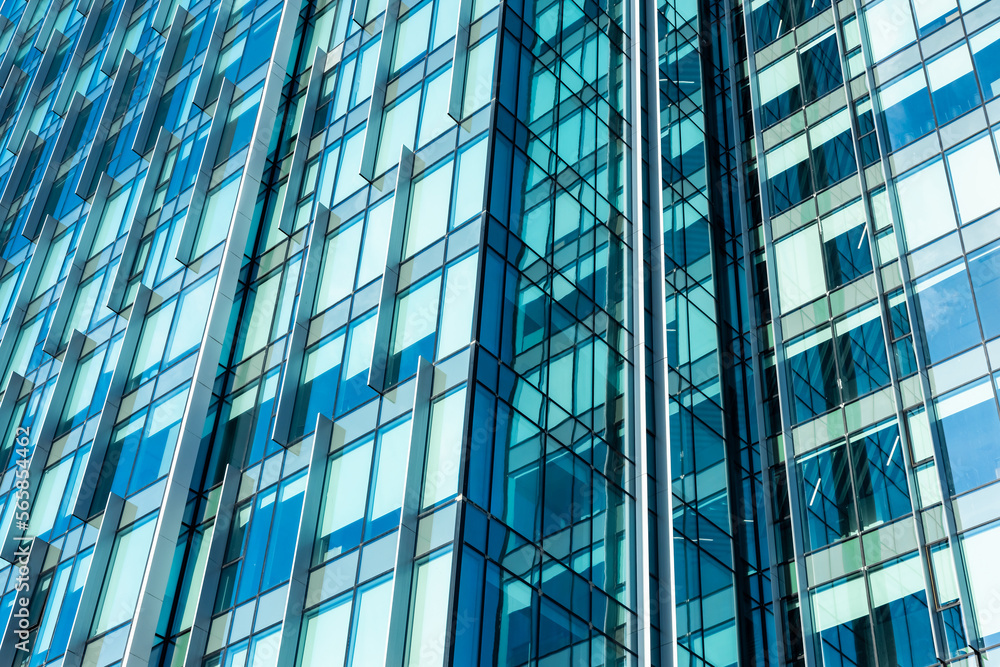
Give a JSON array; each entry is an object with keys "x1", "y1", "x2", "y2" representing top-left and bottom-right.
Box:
[
  {"x1": 800, "y1": 33, "x2": 843, "y2": 103},
  {"x1": 871, "y1": 564, "x2": 936, "y2": 667},
  {"x1": 928, "y1": 46, "x2": 981, "y2": 125},
  {"x1": 972, "y1": 22, "x2": 1000, "y2": 100},
  {"x1": 851, "y1": 423, "x2": 909, "y2": 529},
  {"x1": 799, "y1": 443, "x2": 857, "y2": 551},
  {"x1": 824, "y1": 223, "x2": 872, "y2": 288},
  {"x1": 913, "y1": 262, "x2": 980, "y2": 363},
  {"x1": 835, "y1": 307, "x2": 890, "y2": 401},
  {"x1": 937, "y1": 380, "x2": 1000, "y2": 495},
  {"x1": 968, "y1": 241, "x2": 1000, "y2": 339},
  {"x1": 787, "y1": 328, "x2": 839, "y2": 422},
  {"x1": 879, "y1": 70, "x2": 935, "y2": 151}
]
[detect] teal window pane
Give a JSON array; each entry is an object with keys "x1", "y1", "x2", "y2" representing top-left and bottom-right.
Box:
[
  {"x1": 393, "y1": 1, "x2": 431, "y2": 74},
  {"x1": 376, "y1": 90, "x2": 420, "y2": 176},
  {"x1": 93, "y1": 513, "x2": 157, "y2": 635},
  {"x1": 316, "y1": 218, "x2": 363, "y2": 313},
  {"x1": 868, "y1": 555, "x2": 935, "y2": 667},
  {"x1": 894, "y1": 159, "x2": 956, "y2": 250},
  {"x1": 422, "y1": 386, "x2": 467, "y2": 508},
  {"x1": 298, "y1": 594, "x2": 352, "y2": 666},
  {"x1": 786, "y1": 327, "x2": 839, "y2": 422},
  {"x1": 452, "y1": 137, "x2": 488, "y2": 227},
  {"x1": 388, "y1": 276, "x2": 441, "y2": 384},
  {"x1": 438, "y1": 253, "x2": 477, "y2": 358},
  {"x1": 405, "y1": 548, "x2": 454, "y2": 667},
  {"x1": 913, "y1": 261, "x2": 979, "y2": 363},
  {"x1": 811, "y1": 575, "x2": 875, "y2": 667},
  {"x1": 347, "y1": 575, "x2": 393, "y2": 667},
  {"x1": 833, "y1": 304, "x2": 889, "y2": 401},
  {"x1": 969, "y1": 241, "x2": 1000, "y2": 338},
  {"x1": 850, "y1": 421, "x2": 909, "y2": 529},
  {"x1": 405, "y1": 159, "x2": 454, "y2": 258},
  {"x1": 366, "y1": 418, "x2": 410, "y2": 538},
  {"x1": 292, "y1": 331, "x2": 345, "y2": 438},
  {"x1": 317, "y1": 438, "x2": 374, "y2": 562},
  {"x1": 799, "y1": 442, "x2": 858, "y2": 551}
]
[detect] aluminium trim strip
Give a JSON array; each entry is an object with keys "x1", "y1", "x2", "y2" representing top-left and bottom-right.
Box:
[
  {"x1": 180, "y1": 463, "x2": 243, "y2": 667},
  {"x1": 271, "y1": 204, "x2": 334, "y2": 446},
  {"x1": 191, "y1": 0, "x2": 235, "y2": 111},
  {"x1": 367, "y1": 144, "x2": 413, "y2": 394},
  {"x1": 7, "y1": 29, "x2": 63, "y2": 154},
  {"x1": 357, "y1": 0, "x2": 403, "y2": 182},
  {"x1": 273, "y1": 414, "x2": 334, "y2": 667},
  {"x1": 446, "y1": 0, "x2": 475, "y2": 122},
  {"x1": 107, "y1": 126, "x2": 175, "y2": 314},
  {"x1": 0, "y1": 214, "x2": 61, "y2": 385},
  {"x1": 52, "y1": 0, "x2": 102, "y2": 116},
  {"x1": 98, "y1": 0, "x2": 136, "y2": 76},
  {"x1": 0, "y1": 537, "x2": 50, "y2": 663},
  {"x1": 382, "y1": 356, "x2": 433, "y2": 666},
  {"x1": 277, "y1": 47, "x2": 327, "y2": 238}
]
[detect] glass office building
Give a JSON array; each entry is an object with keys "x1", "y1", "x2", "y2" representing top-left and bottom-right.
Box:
[{"x1": 0, "y1": 0, "x2": 999, "y2": 662}]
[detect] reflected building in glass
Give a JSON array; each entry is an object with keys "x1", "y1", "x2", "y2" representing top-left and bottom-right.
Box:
[{"x1": 0, "y1": 0, "x2": 999, "y2": 663}]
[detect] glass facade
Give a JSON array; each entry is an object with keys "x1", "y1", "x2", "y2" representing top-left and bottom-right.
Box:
[{"x1": 0, "y1": 0, "x2": 999, "y2": 663}]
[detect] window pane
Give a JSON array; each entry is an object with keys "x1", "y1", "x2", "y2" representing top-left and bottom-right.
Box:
[
  {"x1": 878, "y1": 69, "x2": 934, "y2": 151},
  {"x1": 811, "y1": 576, "x2": 875, "y2": 667},
  {"x1": 786, "y1": 327, "x2": 839, "y2": 422},
  {"x1": 936, "y1": 380, "x2": 1000, "y2": 495},
  {"x1": 851, "y1": 422, "x2": 909, "y2": 529},
  {"x1": 834, "y1": 304, "x2": 890, "y2": 401},
  {"x1": 93, "y1": 514, "x2": 157, "y2": 634},
  {"x1": 946, "y1": 135, "x2": 1000, "y2": 224},
  {"x1": 298, "y1": 595, "x2": 352, "y2": 667},
  {"x1": 961, "y1": 521, "x2": 1000, "y2": 644},
  {"x1": 317, "y1": 219, "x2": 363, "y2": 312},
  {"x1": 913, "y1": 261, "x2": 979, "y2": 363},
  {"x1": 971, "y1": 22, "x2": 1000, "y2": 100},
  {"x1": 865, "y1": 0, "x2": 916, "y2": 62},
  {"x1": 422, "y1": 387, "x2": 467, "y2": 508},
  {"x1": 317, "y1": 438, "x2": 374, "y2": 562},
  {"x1": 969, "y1": 241, "x2": 1000, "y2": 339},
  {"x1": 767, "y1": 135, "x2": 813, "y2": 214},
  {"x1": 388, "y1": 276, "x2": 441, "y2": 384},
  {"x1": 809, "y1": 109, "x2": 857, "y2": 190},
  {"x1": 800, "y1": 443, "x2": 858, "y2": 550},
  {"x1": 821, "y1": 202, "x2": 872, "y2": 288},
  {"x1": 927, "y1": 45, "x2": 980, "y2": 124},
  {"x1": 405, "y1": 549, "x2": 454, "y2": 667},
  {"x1": 913, "y1": 0, "x2": 958, "y2": 35},
  {"x1": 347, "y1": 576, "x2": 393, "y2": 667},
  {"x1": 758, "y1": 53, "x2": 802, "y2": 127},
  {"x1": 437, "y1": 254, "x2": 477, "y2": 359},
  {"x1": 799, "y1": 32, "x2": 843, "y2": 103},
  {"x1": 367, "y1": 419, "x2": 410, "y2": 538},
  {"x1": 895, "y1": 159, "x2": 956, "y2": 250},
  {"x1": 774, "y1": 223, "x2": 826, "y2": 312},
  {"x1": 868, "y1": 555, "x2": 936, "y2": 667},
  {"x1": 405, "y1": 160, "x2": 454, "y2": 258}
]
